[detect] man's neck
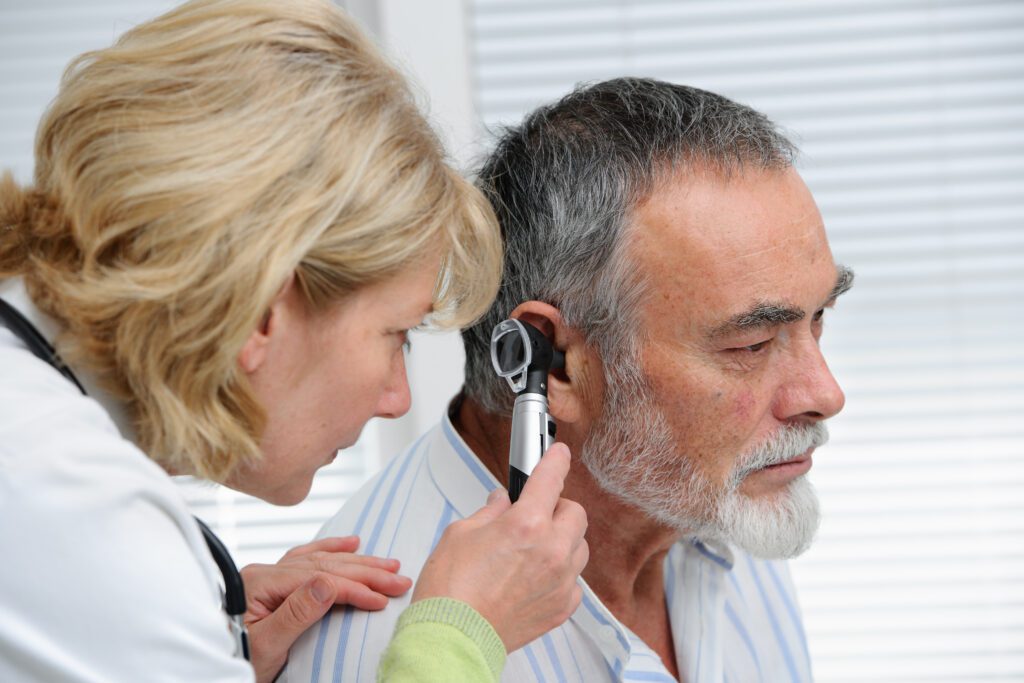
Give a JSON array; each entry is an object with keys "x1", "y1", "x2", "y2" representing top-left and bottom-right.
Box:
[{"x1": 453, "y1": 393, "x2": 681, "y2": 621}]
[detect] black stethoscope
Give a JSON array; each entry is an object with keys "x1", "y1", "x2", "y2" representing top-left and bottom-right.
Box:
[{"x1": 0, "y1": 297, "x2": 251, "y2": 661}]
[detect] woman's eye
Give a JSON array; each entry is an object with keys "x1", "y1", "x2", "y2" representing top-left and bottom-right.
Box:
[{"x1": 399, "y1": 331, "x2": 411, "y2": 352}]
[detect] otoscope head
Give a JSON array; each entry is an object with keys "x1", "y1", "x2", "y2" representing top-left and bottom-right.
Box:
[{"x1": 490, "y1": 318, "x2": 564, "y2": 395}]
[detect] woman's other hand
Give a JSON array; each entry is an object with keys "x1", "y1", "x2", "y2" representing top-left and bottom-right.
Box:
[
  {"x1": 240, "y1": 536, "x2": 412, "y2": 683},
  {"x1": 412, "y1": 443, "x2": 589, "y2": 652}
]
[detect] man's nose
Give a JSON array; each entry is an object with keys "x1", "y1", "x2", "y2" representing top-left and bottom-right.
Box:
[{"x1": 774, "y1": 338, "x2": 846, "y2": 422}]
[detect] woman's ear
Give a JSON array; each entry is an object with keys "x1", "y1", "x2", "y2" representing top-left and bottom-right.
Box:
[
  {"x1": 237, "y1": 310, "x2": 272, "y2": 375},
  {"x1": 237, "y1": 273, "x2": 296, "y2": 375},
  {"x1": 508, "y1": 302, "x2": 598, "y2": 426}
]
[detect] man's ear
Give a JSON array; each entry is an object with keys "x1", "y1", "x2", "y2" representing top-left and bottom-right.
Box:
[
  {"x1": 237, "y1": 273, "x2": 296, "y2": 375},
  {"x1": 508, "y1": 301, "x2": 600, "y2": 426}
]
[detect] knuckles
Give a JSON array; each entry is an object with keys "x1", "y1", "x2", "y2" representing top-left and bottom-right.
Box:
[{"x1": 508, "y1": 510, "x2": 547, "y2": 539}]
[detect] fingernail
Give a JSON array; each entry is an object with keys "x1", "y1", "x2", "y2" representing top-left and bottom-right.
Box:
[
  {"x1": 310, "y1": 577, "x2": 332, "y2": 604},
  {"x1": 487, "y1": 488, "x2": 503, "y2": 504}
]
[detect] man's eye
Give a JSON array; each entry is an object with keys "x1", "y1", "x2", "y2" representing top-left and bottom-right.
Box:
[
  {"x1": 812, "y1": 308, "x2": 825, "y2": 323},
  {"x1": 731, "y1": 339, "x2": 770, "y2": 353}
]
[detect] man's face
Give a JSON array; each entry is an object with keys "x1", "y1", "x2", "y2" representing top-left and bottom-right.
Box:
[{"x1": 580, "y1": 166, "x2": 849, "y2": 558}]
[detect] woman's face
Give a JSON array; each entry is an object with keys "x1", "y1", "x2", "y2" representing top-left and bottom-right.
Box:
[{"x1": 233, "y1": 254, "x2": 440, "y2": 504}]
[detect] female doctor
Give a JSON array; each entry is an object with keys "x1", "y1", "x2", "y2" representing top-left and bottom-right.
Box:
[{"x1": 0, "y1": 1, "x2": 588, "y2": 681}]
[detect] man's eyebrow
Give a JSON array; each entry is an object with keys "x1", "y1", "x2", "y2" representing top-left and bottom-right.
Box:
[
  {"x1": 707, "y1": 265, "x2": 856, "y2": 341},
  {"x1": 827, "y1": 264, "x2": 855, "y2": 304},
  {"x1": 708, "y1": 302, "x2": 805, "y2": 340}
]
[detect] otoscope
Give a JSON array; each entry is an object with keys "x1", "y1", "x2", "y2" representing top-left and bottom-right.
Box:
[{"x1": 490, "y1": 319, "x2": 565, "y2": 503}]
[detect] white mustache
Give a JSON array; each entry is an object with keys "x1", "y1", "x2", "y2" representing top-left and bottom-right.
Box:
[{"x1": 730, "y1": 423, "x2": 829, "y2": 486}]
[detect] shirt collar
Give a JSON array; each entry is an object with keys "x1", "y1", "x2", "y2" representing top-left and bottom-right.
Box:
[{"x1": 0, "y1": 276, "x2": 138, "y2": 444}]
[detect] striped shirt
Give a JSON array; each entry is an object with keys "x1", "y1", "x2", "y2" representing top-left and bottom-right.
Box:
[{"x1": 283, "y1": 414, "x2": 813, "y2": 683}]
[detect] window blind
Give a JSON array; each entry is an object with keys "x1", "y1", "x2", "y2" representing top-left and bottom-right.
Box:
[
  {"x1": 0, "y1": 0, "x2": 378, "y2": 569},
  {"x1": 468, "y1": 1, "x2": 1024, "y2": 680}
]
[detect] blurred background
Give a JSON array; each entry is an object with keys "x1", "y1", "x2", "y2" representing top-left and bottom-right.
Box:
[{"x1": 1, "y1": 1, "x2": 1021, "y2": 680}]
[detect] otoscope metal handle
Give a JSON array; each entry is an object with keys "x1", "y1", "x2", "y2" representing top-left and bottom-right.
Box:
[{"x1": 508, "y1": 392, "x2": 557, "y2": 503}]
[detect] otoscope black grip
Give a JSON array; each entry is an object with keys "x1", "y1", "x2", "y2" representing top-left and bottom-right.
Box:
[{"x1": 508, "y1": 465, "x2": 530, "y2": 504}]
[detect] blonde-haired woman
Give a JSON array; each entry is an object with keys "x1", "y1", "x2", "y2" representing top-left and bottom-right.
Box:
[{"x1": 0, "y1": 1, "x2": 588, "y2": 681}]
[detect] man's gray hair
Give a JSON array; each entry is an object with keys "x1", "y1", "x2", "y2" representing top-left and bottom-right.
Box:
[{"x1": 462, "y1": 77, "x2": 797, "y2": 414}]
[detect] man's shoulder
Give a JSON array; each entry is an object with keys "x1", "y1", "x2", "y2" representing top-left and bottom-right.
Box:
[
  {"x1": 316, "y1": 425, "x2": 456, "y2": 556},
  {"x1": 288, "y1": 424, "x2": 470, "y2": 683}
]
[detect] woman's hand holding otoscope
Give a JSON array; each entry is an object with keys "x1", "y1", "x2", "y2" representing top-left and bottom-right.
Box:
[{"x1": 411, "y1": 443, "x2": 588, "y2": 653}]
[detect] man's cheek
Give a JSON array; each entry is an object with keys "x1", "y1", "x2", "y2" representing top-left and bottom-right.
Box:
[{"x1": 733, "y1": 389, "x2": 757, "y2": 422}]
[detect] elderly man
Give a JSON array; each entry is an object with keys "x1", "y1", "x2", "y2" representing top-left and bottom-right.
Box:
[{"x1": 286, "y1": 77, "x2": 852, "y2": 682}]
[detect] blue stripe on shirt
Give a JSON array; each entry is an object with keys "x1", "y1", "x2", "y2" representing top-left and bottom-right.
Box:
[
  {"x1": 309, "y1": 438, "x2": 414, "y2": 683},
  {"x1": 624, "y1": 672, "x2": 678, "y2": 682},
  {"x1": 353, "y1": 455, "x2": 431, "y2": 680},
  {"x1": 330, "y1": 439, "x2": 423, "y2": 683},
  {"x1": 580, "y1": 593, "x2": 631, "y2": 655},
  {"x1": 706, "y1": 557, "x2": 721, "y2": 681},
  {"x1": 728, "y1": 567, "x2": 748, "y2": 607},
  {"x1": 725, "y1": 599, "x2": 762, "y2": 675},
  {"x1": 746, "y1": 554, "x2": 801, "y2": 682},
  {"x1": 559, "y1": 622, "x2": 585, "y2": 680},
  {"x1": 694, "y1": 559, "x2": 705, "y2": 680},
  {"x1": 523, "y1": 642, "x2": 546, "y2": 681},
  {"x1": 442, "y1": 419, "x2": 496, "y2": 493},
  {"x1": 430, "y1": 502, "x2": 456, "y2": 550},
  {"x1": 764, "y1": 561, "x2": 810, "y2": 662},
  {"x1": 541, "y1": 633, "x2": 568, "y2": 682}
]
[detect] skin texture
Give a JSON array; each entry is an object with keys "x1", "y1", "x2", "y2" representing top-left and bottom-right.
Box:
[
  {"x1": 230, "y1": 252, "x2": 588, "y2": 681},
  {"x1": 456, "y1": 166, "x2": 846, "y2": 679}
]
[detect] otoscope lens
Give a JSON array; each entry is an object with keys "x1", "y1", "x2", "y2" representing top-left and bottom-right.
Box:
[{"x1": 495, "y1": 330, "x2": 526, "y2": 375}]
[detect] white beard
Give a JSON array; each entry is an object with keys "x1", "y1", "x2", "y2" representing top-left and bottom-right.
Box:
[{"x1": 580, "y1": 363, "x2": 827, "y2": 559}]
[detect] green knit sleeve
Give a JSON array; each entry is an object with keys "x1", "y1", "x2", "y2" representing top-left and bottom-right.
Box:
[{"x1": 377, "y1": 597, "x2": 506, "y2": 682}]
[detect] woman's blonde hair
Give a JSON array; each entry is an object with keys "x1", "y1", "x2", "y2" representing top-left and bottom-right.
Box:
[{"x1": 0, "y1": 0, "x2": 501, "y2": 481}]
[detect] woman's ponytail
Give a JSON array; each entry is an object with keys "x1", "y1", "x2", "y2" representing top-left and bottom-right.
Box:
[{"x1": 0, "y1": 171, "x2": 32, "y2": 277}]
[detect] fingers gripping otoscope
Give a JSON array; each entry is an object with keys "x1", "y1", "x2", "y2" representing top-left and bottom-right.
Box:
[{"x1": 490, "y1": 319, "x2": 566, "y2": 503}]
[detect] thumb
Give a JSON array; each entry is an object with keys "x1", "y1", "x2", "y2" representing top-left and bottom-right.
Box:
[
  {"x1": 466, "y1": 487, "x2": 511, "y2": 524},
  {"x1": 254, "y1": 575, "x2": 334, "y2": 652}
]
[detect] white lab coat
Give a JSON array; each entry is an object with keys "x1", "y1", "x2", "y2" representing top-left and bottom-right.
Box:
[{"x1": 0, "y1": 279, "x2": 254, "y2": 682}]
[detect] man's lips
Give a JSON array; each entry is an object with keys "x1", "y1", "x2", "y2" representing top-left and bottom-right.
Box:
[{"x1": 757, "y1": 448, "x2": 815, "y2": 481}]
